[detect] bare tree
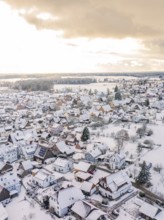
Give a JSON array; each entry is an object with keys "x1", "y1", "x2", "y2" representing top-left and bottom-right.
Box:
[
  {"x1": 154, "y1": 164, "x2": 163, "y2": 173},
  {"x1": 115, "y1": 129, "x2": 129, "y2": 152},
  {"x1": 136, "y1": 123, "x2": 147, "y2": 138}
]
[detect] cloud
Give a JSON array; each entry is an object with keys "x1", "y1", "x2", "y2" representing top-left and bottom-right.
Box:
[
  {"x1": 4, "y1": 0, "x2": 164, "y2": 39},
  {"x1": 99, "y1": 58, "x2": 164, "y2": 72}
]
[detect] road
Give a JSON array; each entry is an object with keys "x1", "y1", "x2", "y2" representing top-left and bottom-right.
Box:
[
  {"x1": 107, "y1": 191, "x2": 138, "y2": 220},
  {"x1": 132, "y1": 182, "x2": 164, "y2": 203}
]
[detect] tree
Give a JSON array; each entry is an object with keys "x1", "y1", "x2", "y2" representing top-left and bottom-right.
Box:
[
  {"x1": 147, "y1": 129, "x2": 153, "y2": 136},
  {"x1": 107, "y1": 88, "x2": 110, "y2": 95},
  {"x1": 145, "y1": 98, "x2": 150, "y2": 107},
  {"x1": 154, "y1": 164, "x2": 163, "y2": 173},
  {"x1": 158, "y1": 95, "x2": 162, "y2": 101},
  {"x1": 88, "y1": 89, "x2": 92, "y2": 95},
  {"x1": 137, "y1": 143, "x2": 142, "y2": 156},
  {"x1": 115, "y1": 91, "x2": 122, "y2": 100},
  {"x1": 136, "y1": 124, "x2": 147, "y2": 138},
  {"x1": 136, "y1": 161, "x2": 151, "y2": 185},
  {"x1": 115, "y1": 129, "x2": 129, "y2": 152},
  {"x1": 81, "y1": 127, "x2": 90, "y2": 141},
  {"x1": 114, "y1": 85, "x2": 119, "y2": 92},
  {"x1": 72, "y1": 99, "x2": 77, "y2": 106}
]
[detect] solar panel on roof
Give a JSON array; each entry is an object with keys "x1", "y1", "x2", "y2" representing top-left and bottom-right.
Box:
[{"x1": 38, "y1": 147, "x2": 46, "y2": 157}]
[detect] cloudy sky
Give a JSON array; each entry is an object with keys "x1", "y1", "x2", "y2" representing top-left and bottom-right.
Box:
[{"x1": 1, "y1": 0, "x2": 164, "y2": 73}]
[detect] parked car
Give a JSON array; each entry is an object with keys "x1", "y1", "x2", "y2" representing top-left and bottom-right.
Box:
[{"x1": 112, "y1": 209, "x2": 119, "y2": 216}]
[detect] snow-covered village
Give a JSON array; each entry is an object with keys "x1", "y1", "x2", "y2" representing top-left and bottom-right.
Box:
[
  {"x1": 1, "y1": 0, "x2": 164, "y2": 218},
  {"x1": 0, "y1": 76, "x2": 164, "y2": 220}
]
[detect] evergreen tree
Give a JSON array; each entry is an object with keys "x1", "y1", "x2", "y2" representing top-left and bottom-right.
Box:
[
  {"x1": 114, "y1": 85, "x2": 119, "y2": 92},
  {"x1": 81, "y1": 127, "x2": 90, "y2": 141},
  {"x1": 72, "y1": 99, "x2": 77, "y2": 106},
  {"x1": 145, "y1": 98, "x2": 150, "y2": 107},
  {"x1": 88, "y1": 89, "x2": 92, "y2": 95},
  {"x1": 136, "y1": 161, "x2": 151, "y2": 184},
  {"x1": 115, "y1": 91, "x2": 122, "y2": 100},
  {"x1": 158, "y1": 95, "x2": 162, "y2": 101}
]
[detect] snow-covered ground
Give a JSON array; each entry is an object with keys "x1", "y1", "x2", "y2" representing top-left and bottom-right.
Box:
[
  {"x1": 54, "y1": 82, "x2": 117, "y2": 92},
  {"x1": 6, "y1": 187, "x2": 54, "y2": 220}
]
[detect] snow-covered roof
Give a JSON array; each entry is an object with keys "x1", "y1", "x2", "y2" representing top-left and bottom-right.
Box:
[
  {"x1": 34, "y1": 170, "x2": 49, "y2": 181},
  {"x1": 139, "y1": 202, "x2": 159, "y2": 219},
  {"x1": 55, "y1": 187, "x2": 84, "y2": 209},
  {"x1": 81, "y1": 181, "x2": 94, "y2": 193},
  {"x1": 53, "y1": 158, "x2": 69, "y2": 167},
  {"x1": 74, "y1": 161, "x2": 91, "y2": 172},
  {"x1": 21, "y1": 160, "x2": 33, "y2": 170},
  {"x1": 71, "y1": 200, "x2": 91, "y2": 218},
  {"x1": 75, "y1": 171, "x2": 92, "y2": 180},
  {"x1": 56, "y1": 141, "x2": 75, "y2": 155},
  {"x1": 87, "y1": 148, "x2": 102, "y2": 158},
  {"x1": 105, "y1": 171, "x2": 131, "y2": 192},
  {"x1": 86, "y1": 209, "x2": 106, "y2": 220},
  {"x1": 0, "y1": 172, "x2": 20, "y2": 189},
  {"x1": 90, "y1": 170, "x2": 109, "y2": 185}
]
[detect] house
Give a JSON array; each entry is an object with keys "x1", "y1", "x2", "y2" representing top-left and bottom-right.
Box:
[
  {"x1": 99, "y1": 171, "x2": 131, "y2": 200},
  {"x1": 105, "y1": 152, "x2": 126, "y2": 170},
  {"x1": 0, "y1": 162, "x2": 13, "y2": 175},
  {"x1": 85, "y1": 149, "x2": 102, "y2": 163},
  {"x1": 55, "y1": 141, "x2": 75, "y2": 156},
  {"x1": 33, "y1": 170, "x2": 55, "y2": 188},
  {"x1": 17, "y1": 160, "x2": 33, "y2": 178},
  {"x1": 139, "y1": 202, "x2": 164, "y2": 220},
  {"x1": 0, "y1": 185, "x2": 10, "y2": 205},
  {"x1": 0, "y1": 145, "x2": 18, "y2": 163},
  {"x1": 65, "y1": 134, "x2": 78, "y2": 146},
  {"x1": 75, "y1": 171, "x2": 92, "y2": 182},
  {"x1": 20, "y1": 144, "x2": 37, "y2": 160},
  {"x1": 80, "y1": 181, "x2": 97, "y2": 196},
  {"x1": 0, "y1": 172, "x2": 21, "y2": 196},
  {"x1": 74, "y1": 161, "x2": 95, "y2": 173},
  {"x1": 9, "y1": 129, "x2": 38, "y2": 144},
  {"x1": 79, "y1": 114, "x2": 90, "y2": 123},
  {"x1": 34, "y1": 141, "x2": 55, "y2": 163},
  {"x1": 0, "y1": 203, "x2": 8, "y2": 220},
  {"x1": 53, "y1": 158, "x2": 73, "y2": 173},
  {"x1": 49, "y1": 186, "x2": 84, "y2": 217},
  {"x1": 49, "y1": 124, "x2": 63, "y2": 136},
  {"x1": 71, "y1": 200, "x2": 109, "y2": 220}
]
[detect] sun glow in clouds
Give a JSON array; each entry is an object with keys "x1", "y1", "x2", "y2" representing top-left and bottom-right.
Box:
[{"x1": 0, "y1": 1, "x2": 148, "y2": 73}]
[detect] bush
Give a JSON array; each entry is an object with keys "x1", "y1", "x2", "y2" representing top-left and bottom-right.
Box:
[
  {"x1": 143, "y1": 139, "x2": 154, "y2": 148},
  {"x1": 147, "y1": 129, "x2": 153, "y2": 136},
  {"x1": 102, "y1": 198, "x2": 108, "y2": 205}
]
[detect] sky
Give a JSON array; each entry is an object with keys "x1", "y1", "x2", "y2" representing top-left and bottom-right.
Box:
[{"x1": 1, "y1": 0, "x2": 164, "y2": 74}]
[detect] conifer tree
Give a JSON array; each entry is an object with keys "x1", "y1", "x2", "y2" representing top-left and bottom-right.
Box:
[
  {"x1": 115, "y1": 91, "x2": 122, "y2": 100},
  {"x1": 114, "y1": 85, "x2": 119, "y2": 92},
  {"x1": 145, "y1": 98, "x2": 150, "y2": 107},
  {"x1": 136, "y1": 161, "x2": 151, "y2": 184},
  {"x1": 81, "y1": 127, "x2": 90, "y2": 141}
]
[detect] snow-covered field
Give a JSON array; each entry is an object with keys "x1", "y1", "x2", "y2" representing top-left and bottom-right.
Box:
[{"x1": 54, "y1": 82, "x2": 117, "y2": 92}]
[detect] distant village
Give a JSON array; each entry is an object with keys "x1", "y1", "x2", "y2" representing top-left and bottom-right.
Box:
[{"x1": 0, "y1": 77, "x2": 164, "y2": 220}]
